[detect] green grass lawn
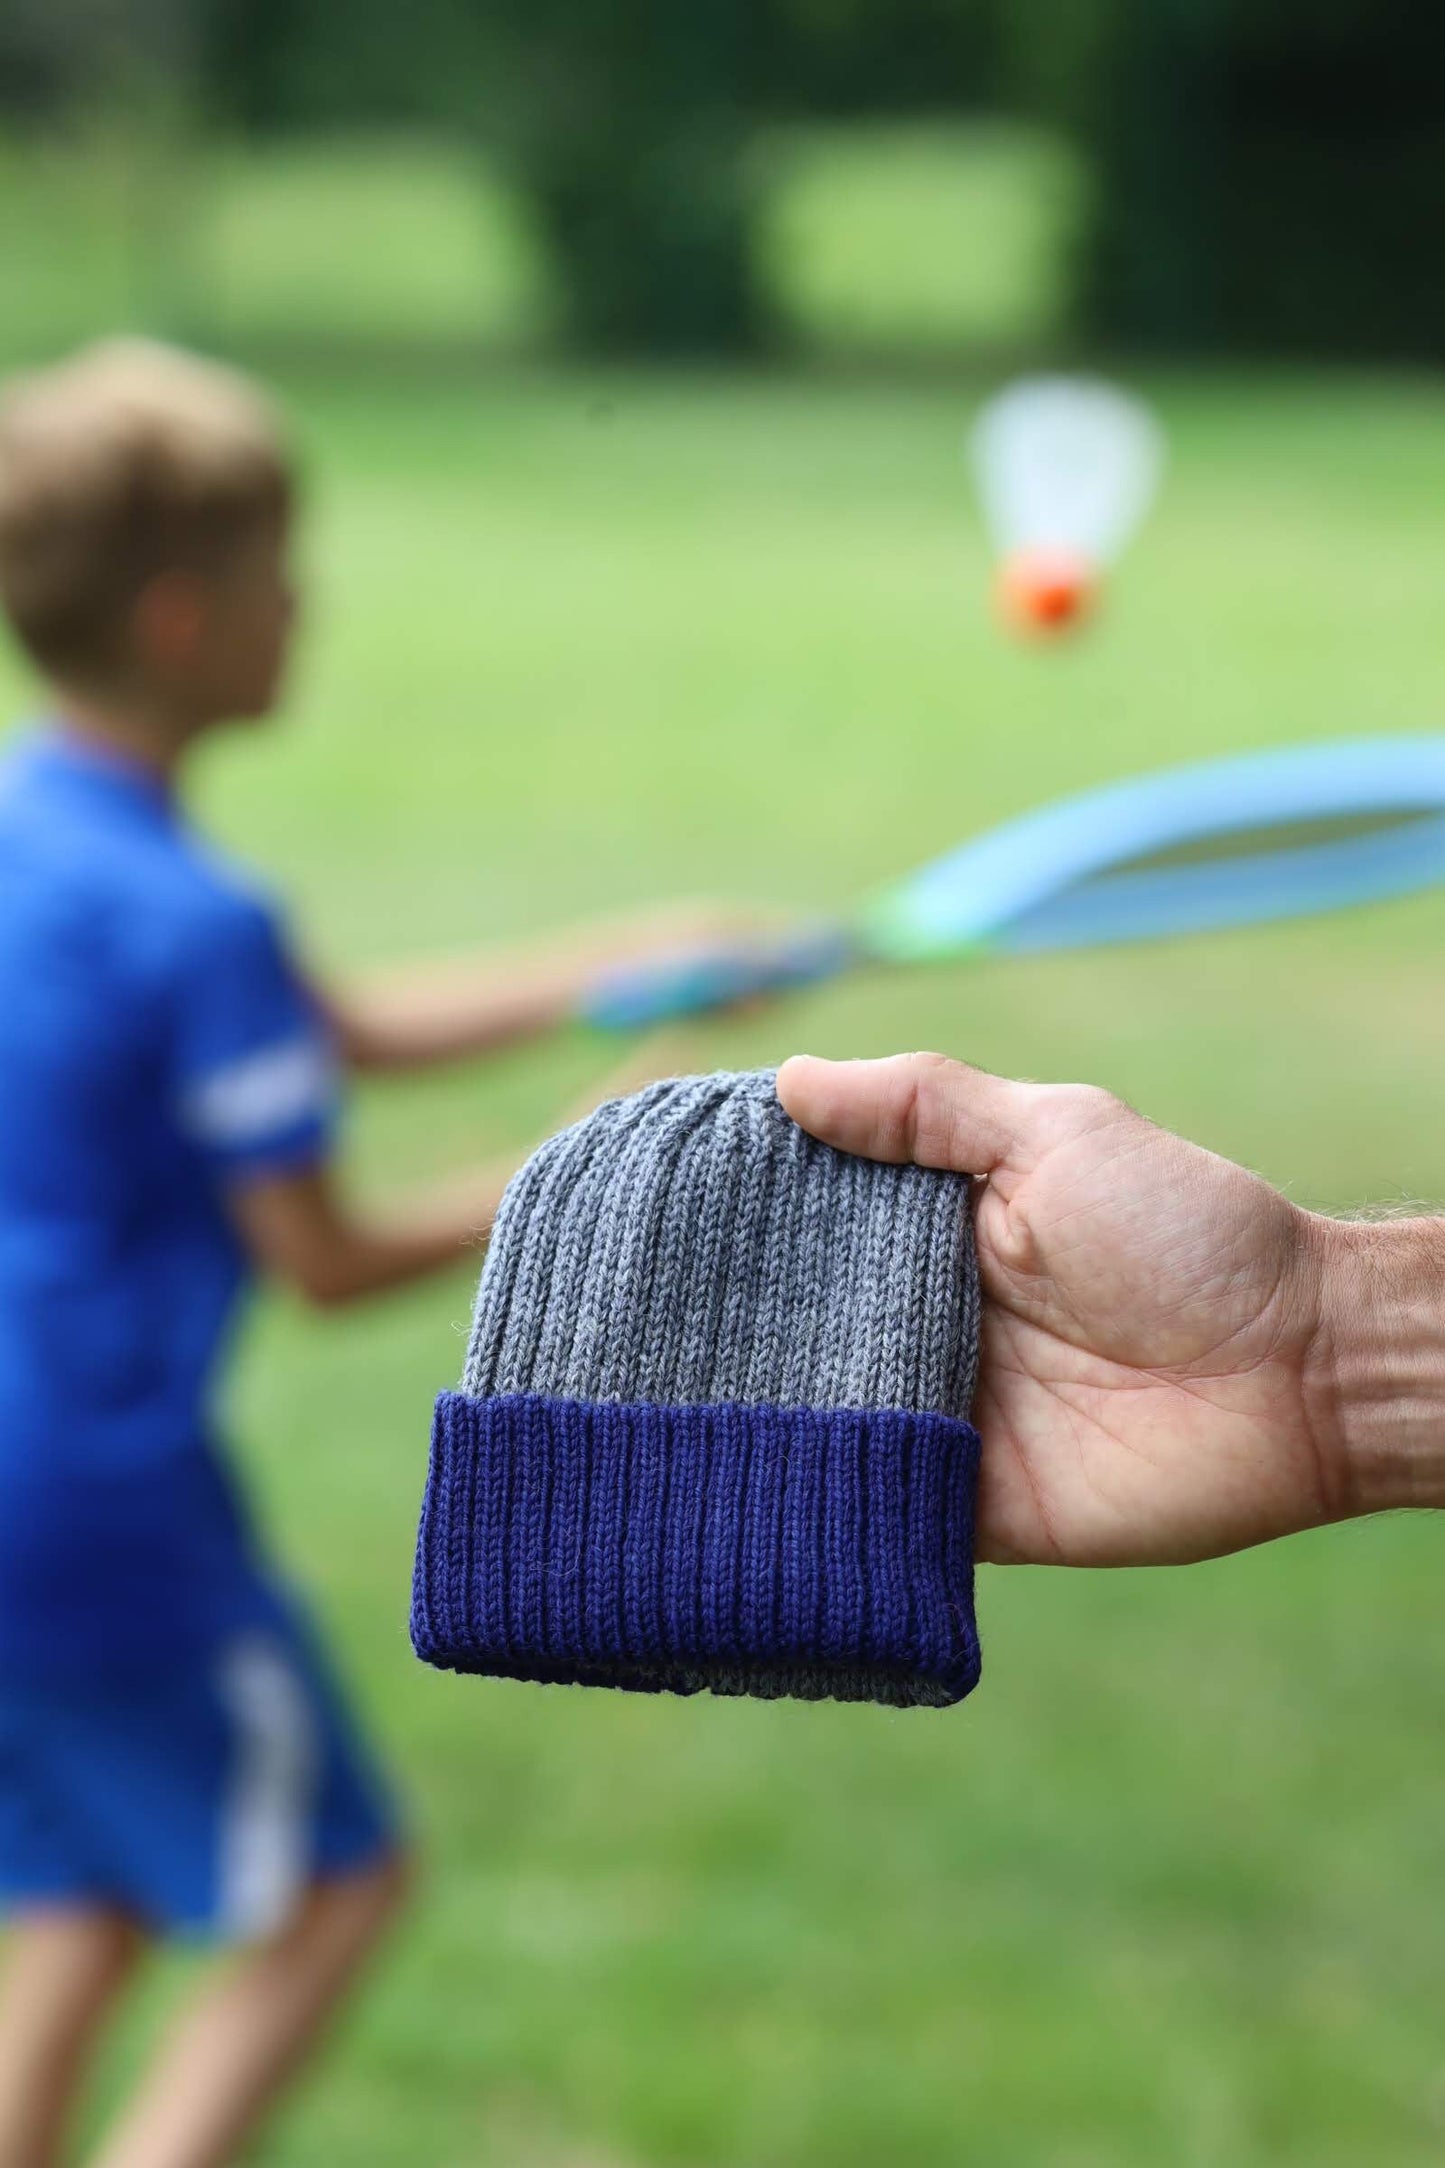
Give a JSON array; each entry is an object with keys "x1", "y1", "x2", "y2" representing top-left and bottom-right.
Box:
[{"x1": 3, "y1": 362, "x2": 1445, "y2": 2166}]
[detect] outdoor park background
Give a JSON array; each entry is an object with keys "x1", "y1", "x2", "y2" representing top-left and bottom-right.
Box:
[{"x1": 2, "y1": 5, "x2": 1444, "y2": 2163}]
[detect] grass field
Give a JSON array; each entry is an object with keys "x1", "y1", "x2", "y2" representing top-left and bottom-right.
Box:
[{"x1": 2, "y1": 355, "x2": 1445, "y2": 2165}]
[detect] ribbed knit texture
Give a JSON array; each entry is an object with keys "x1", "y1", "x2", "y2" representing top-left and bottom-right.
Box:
[{"x1": 412, "y1": 1070, "x2": 983, "y2": 1707}]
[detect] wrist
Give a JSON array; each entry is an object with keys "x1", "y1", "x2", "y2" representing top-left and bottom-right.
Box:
[{"x1": 1302, "y1": 1212, "x2": 1445, "y2": 1518}]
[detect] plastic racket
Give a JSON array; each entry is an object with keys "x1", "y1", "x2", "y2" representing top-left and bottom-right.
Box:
[{"x1": 581, "y1": 738, "x2": 1445, "y2": 1030}]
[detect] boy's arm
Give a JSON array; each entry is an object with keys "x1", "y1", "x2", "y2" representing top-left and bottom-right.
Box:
[
  {"x1": 226, "y1": 1034, "x2": 696, "y2": 1307},
  {"x1": 227, "y1": 1159, "x2": 514, "y2": 1307},
  {"x1": 321, "y1": 902, "x2": 781, "y2": 1072}
]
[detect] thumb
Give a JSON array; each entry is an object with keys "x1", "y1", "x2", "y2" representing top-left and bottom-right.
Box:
[{"x1": 775, "y1": 1052, "x2": 1029, "y2": 1176}]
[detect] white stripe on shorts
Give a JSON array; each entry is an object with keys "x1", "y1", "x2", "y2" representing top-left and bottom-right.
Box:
[{"x1": 214, "y1": 1633, "x2": 320, "y2": 1942}]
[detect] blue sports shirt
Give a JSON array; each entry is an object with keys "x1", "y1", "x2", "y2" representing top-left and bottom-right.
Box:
[{"x1": 0, "y1": 729, "x2": 339, "y2": 1676}]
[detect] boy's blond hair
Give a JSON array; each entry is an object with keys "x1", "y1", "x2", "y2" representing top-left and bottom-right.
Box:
[{"x1": 0, "y1": 339, "x2": 295, "y2": 678}]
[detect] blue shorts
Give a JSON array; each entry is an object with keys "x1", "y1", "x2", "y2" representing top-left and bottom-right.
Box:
[{"x1": 0, "y1": 1600, "x2": 400, "y2": 1942}]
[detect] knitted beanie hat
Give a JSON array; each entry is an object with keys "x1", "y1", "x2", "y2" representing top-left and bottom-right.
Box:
[{"x1": 411, "y1": 1069, "x2": 983, "y2": 1708}]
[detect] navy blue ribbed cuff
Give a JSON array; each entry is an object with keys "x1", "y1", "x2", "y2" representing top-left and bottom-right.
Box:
[{"x1": 411, "y1": 1392, "x2": 981, "y2": 1707}]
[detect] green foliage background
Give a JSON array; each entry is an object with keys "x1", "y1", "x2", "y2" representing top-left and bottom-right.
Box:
[{"x1": 4, "y1": 0, "x2": 1443, "y2": 355}]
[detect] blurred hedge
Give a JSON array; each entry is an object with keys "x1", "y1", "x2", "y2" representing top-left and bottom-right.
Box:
[
  {"x1": 0, "y1": 124, "x2": 1076, "y2": 368},
  {"x1": 2, "y1": 0, "x2": 1441, "y2": 360}
]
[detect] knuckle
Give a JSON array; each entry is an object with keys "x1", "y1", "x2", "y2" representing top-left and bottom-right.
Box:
[{"x1": 1053, "y1": 1081, "x2": 1124, "y2": 1124}]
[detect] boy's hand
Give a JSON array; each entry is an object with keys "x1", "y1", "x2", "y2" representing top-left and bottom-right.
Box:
[
  {"x1": 776, "y1": 1052, "x2": 1445, "y2": 1567},
  {"x1": 323, "y1": 901, "x2": 788, "y2": 1071}
]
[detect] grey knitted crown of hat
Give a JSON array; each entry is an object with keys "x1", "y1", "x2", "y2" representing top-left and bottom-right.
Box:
[{"x1": 412, "y1": 1069, "x2": 984, "y2": 1708}]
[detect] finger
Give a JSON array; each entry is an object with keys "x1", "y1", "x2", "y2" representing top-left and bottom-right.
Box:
[{"x1": 775, "y1": 1052, "x2": 1027, "y2": 1175}]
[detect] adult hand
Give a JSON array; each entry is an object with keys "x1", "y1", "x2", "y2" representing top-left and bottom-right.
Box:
[{"x1": 777, "y1": 1052, "x2": 1445, "y2": 1566}]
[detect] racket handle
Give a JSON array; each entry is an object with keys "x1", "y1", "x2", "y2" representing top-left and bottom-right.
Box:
[{"x1": 580, "y1": 927, "x2": 852, "y2": 1030}]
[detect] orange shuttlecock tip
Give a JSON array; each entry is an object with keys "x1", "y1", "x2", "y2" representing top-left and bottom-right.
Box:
[{"x1": 995, "y1": 548, "x2": 1098, "y2": 636}]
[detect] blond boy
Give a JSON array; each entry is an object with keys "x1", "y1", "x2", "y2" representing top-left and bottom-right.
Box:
[{"x1": 0, "y1": 340, "x2": 724, "y2": 2168}]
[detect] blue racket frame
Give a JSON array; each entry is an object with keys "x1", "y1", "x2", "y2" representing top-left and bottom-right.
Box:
[{"x1": 583, "y1": 738, "x2": 1445, "y2": 1029}]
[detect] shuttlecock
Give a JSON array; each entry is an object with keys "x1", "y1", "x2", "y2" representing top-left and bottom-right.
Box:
[{"x1": 970, "y1": 377, "x2": 1164, "y2": 636}]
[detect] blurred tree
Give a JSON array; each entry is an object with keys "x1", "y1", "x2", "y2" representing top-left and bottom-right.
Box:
[
  {"x1": 201, "y1": 0, "x2": 994, "y2": 354},
  {"x1": 477, "y1": 0, "x2": 758, "y2": 353},
  {"x1": 12, "y1": 0, "x2": 1440, "y2": 359},
  {"x1": 0, "y1": 0, "x2": 213, "y2": 340},
  {"x1": 1004, "y1": 0, "x2": 1445, "y2": 360},
  {"x1": 759, "y1": 0, "x2": 995, "y2": 116},
  {"x1": 1212, "y1": 0, "x2": 1445, "y2": 359},
  {"x1": 205, "y1": 0, "x2": 759, "y2": 348}
]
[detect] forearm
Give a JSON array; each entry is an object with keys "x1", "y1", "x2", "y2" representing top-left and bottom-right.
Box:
[
  {"x1": 325, "y1": 903, "x2": 779, "y2": 1074},
  {"x1": 329, "y1": 1038, "x2": 707, "y2": 1300},
  {"x1": 326, "y1": 953, "x2": 586, "y2": 1071},
  {"x1": 232, "y1": 1024, "x2": 706, "y2": 1313},
  {"x1": 303, "y1": 1193, "x2": 489, "y2": 1304},
  {"x1": 231, "y1": 1157, "x2": 517, "y2": 1309},
  {"x1": 1304, "y1": 1213, "x2": 1445, "y2": 1517}
]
